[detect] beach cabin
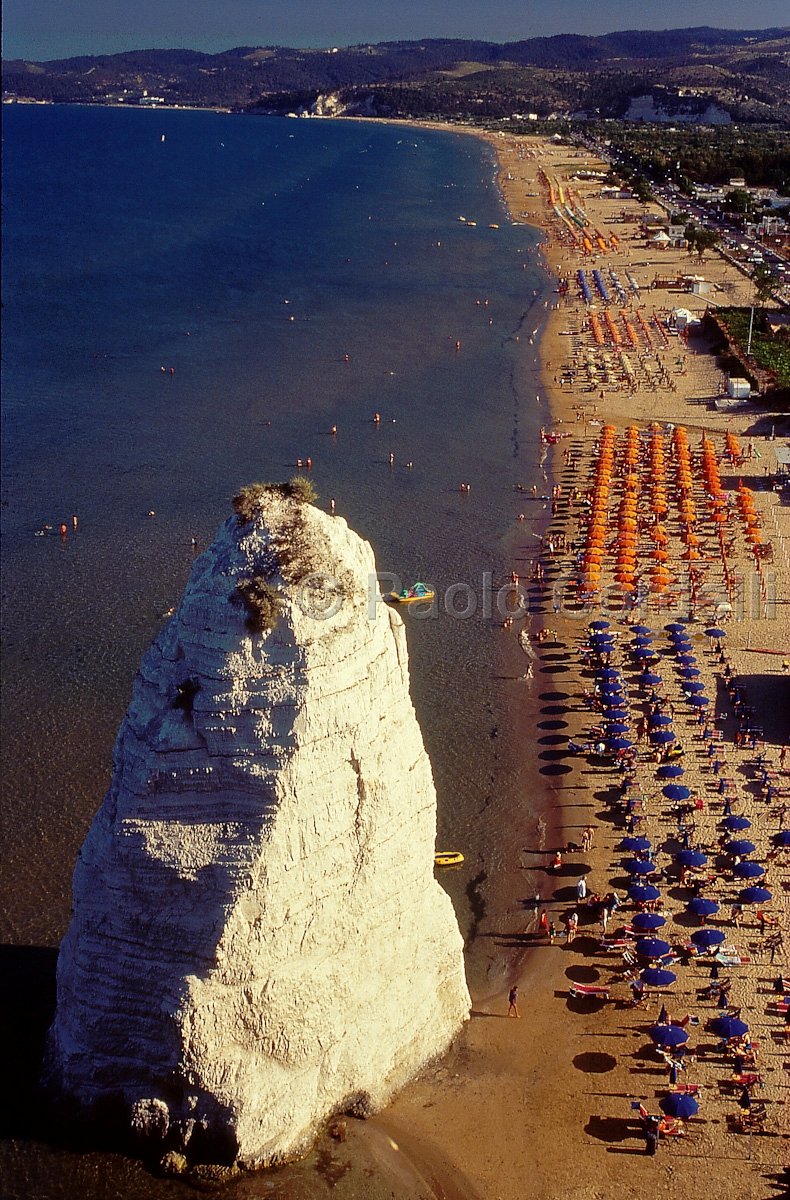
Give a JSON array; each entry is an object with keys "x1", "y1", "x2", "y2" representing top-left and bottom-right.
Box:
[{"x1": 727, "y1": 377, "x2": 751, "y2": 400}]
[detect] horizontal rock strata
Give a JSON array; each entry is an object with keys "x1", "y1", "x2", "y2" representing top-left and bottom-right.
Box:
[{"x1": 46, "y1": 489, "x2": 470, "y2": 1165}]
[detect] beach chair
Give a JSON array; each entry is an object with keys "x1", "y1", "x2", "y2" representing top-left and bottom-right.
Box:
[
  {"x1": 674, "y1": 1083, "x2": 701, "y2": 1096},
  {"x1": 714, "y1": 951, "x2": 751, "y2": 967},
  {"x1": 732, "y1": 1073, "x2": 762, "y2": 1090},
  {"x1": 738, "y1": 1103, "x2": 767, "y2": 1133},
  {"x1": 699, "y1": 978, "x2": 731, "y2": 1000},
  {"x1": 569, "y1": 984, "x2": 611, "y2": 999}
]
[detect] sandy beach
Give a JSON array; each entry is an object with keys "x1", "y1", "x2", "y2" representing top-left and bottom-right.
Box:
[{"x1": 343, "y1": 130, "x2": 790, "y2": 1200}]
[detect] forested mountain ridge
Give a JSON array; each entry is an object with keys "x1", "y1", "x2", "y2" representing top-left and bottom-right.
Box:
[{"x1": 4, "y1": 26, "x2": 790, "y2": 124}]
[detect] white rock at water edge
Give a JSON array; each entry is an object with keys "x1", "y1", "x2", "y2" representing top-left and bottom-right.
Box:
[{"x1": 46, "y1": 493, "x2": 470, "y2": 1165}]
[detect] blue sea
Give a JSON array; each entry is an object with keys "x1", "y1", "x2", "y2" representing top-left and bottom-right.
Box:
[{"x1": 2, "y1": 104, "x2": 552, "y2": 1196}]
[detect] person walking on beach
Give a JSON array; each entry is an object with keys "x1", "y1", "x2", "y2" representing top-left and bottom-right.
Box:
[
  {"x1": 508, "y1": 986, "x2": 520, "y2": 1018},
  {"x1": 576, "y1": 876, "x2": 587, "y2": 902}
]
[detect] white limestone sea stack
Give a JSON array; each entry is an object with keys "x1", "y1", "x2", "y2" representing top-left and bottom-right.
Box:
[{"x1": 46, "y1": 483, "x2": 470, "y2": 1166}]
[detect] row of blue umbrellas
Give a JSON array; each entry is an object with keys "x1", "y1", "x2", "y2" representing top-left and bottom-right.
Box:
[{"x1": 590, "y1": 623, "x2": 725, "y2": 638}]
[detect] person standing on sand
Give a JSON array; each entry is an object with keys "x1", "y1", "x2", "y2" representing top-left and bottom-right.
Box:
[
  {"x1": 508, "y1": 986, "x2": 520, "y2": 1018},
  {"x1": 576, "y1": 876, "x2": 587, "y2": 901}
]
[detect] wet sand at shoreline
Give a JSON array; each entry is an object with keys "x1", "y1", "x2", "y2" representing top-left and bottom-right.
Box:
[{"x1": 361, "y1": 129, "x2": 790, "y2": 1200}]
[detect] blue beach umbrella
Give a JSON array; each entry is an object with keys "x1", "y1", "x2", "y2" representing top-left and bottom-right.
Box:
[
  {"x1": 590, "y1": 620, "x2": 611, "y2": 630},
  {"x1": 637, "y1": 937, "x2": 671, "y2": 959},
  {"x1": 650, "y1": 713, "x2": 673, "y2": 726},
  {"x1": 734, "y1": 861, "x2": 765, "y2": 879},
  {"x1": 704, "y1": 628, "x2": 726, "y2": 639},
  {"x1": 621, "y1": 837, "x2": 651, "y2": 853},
  {"x1": 683, "y1": 681, "x2": 706, "y2": 694},
  {"x1": 597, "y1": 668, "x2": 621, "y2": 680},
  {"x1": 625, "y1": 859, "x2": 656, "y2": 876},
  {"x1": 591, "y1": 630, "x2": 614, "y2": 642},
  {"x1": 629, "y1": 884, "x2": 661, "y2": 902},
  {"x1": 679, "y1": 667, "x2": 701, "y2": 679},
  {"x1": 726, "y1": 840, "x2": 756, "y2": 857},
  {"x1": 633, "y1": 625, "x2": 654, "y2": 635},
  {"x1": 687, "y1": 897, "x2": 719, "y2": 917},
  {"x1": 671, "y1": 639, "x2": 693, "y2": 651},
  {"x1": 740, "y1": 886, "x2": 772, "y2": 904},
  {"x1": 657, "y1": 764, "x2": 684, "y2": 779},
  {"x1": 723, "y1": 816, "x2": 751, "y2": 832},
  {"x1": 632, "y1": 912, "x2": 666, "y2": 930},
  {"x1": 773, "y1": 830, "x2": 790, "y2": 847},
  {"x1": 641, "y1": 967, "x2": 676, "y2": 987},
  {"x1": 650, "y1": 1024, "x2": 688, "y2": 1047},
  {"x1": 677, "y1": 654, "x2": 697, "y2": 665},
  {"x1": 666, "y1": 624, "x2": 687, "y2": 634},
  {"x1": 689, "y1": 695, "x2": 710, "y2": 708},
  {"x1": 641, "y1": 672, "x2": 662, "y2": 685},
  {"x1": 602, "y1": 707, "x2": 629, "y2": 719},
  {"x1": 710, "y1": 1016, "x2": 748, "y2": 1040},
  {"x1": 633, "y1": 648, "x2": 657, "y2": 660},
  {"x1": 660, "y1": 1093, "x2": 699, "y2": 1119},
  {"x1": 691, "y1": 928, "x2": 725, "y2": 949},
  {"x1": 650, "y1": 729, "x2": 676, "y2": 744},
  {"x1": 607, "y1": 738, "x2": 634, "y2": 750},
  {"x1": 663, "y1": 785, "x2": 691, "y2": 801},
  {"x1": 606, "y1": 723, "x2": 630, "y2": 735},
  {"x1": 677, "y1": 849, "x2": 707, "y2": 868}
]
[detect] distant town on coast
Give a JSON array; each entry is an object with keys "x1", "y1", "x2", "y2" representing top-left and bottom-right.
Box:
[{"x1": 9, "y1": 26, "x2": 789, "y2": 351}]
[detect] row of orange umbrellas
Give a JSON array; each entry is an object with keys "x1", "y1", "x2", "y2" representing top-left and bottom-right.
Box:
[{"x1": 580, "y1": 424, "x2": 618, "y2": 594}]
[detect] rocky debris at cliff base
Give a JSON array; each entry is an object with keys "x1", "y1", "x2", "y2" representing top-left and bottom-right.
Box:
[{"x1": 45, "y1": 484, "x2": 470, "y2": 1168}]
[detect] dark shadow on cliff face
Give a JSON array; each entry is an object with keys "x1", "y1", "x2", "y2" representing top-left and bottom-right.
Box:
[{"x1": 0, "y1": 945, "x2": 58, "y2": 1140}]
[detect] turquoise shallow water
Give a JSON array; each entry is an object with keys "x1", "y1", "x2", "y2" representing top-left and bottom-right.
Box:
[{"x1": 1, "y1": 106, "x2": 553, "y2": 1195}]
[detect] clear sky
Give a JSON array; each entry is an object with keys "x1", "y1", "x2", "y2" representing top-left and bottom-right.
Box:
[{"x1": 3, "y1": 0, "x2": 789, "y2": 62}]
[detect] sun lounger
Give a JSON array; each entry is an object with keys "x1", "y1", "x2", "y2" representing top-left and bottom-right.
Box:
[
  {"x1": 659, "y1": 1118, "x2": 684, "y2": 1140},
  {"x1": 732, "y1": 1073, "x2": 761, "y2": 1089},
  {"x1": 714, "y1": 952, "x2": 751, "y2": 966},
  {"x1": 569, "y1": 984, "x2": 611, "y2": 999},
  {"x1": 674, "y1": 1083, "x2": 701, "y2": 1095},
  {"x1": 737, "y1": 1106, "x2": 767, "y2": 1133}
]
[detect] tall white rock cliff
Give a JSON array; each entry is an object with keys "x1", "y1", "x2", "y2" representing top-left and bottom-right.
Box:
[{"x1": 47, "y1": 488, "x2": 469, "y2": 1165}]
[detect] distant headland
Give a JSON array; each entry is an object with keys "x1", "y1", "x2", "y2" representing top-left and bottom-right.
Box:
[{"x1": 3, "y1": 26, "x2": 790, "y2": 127}]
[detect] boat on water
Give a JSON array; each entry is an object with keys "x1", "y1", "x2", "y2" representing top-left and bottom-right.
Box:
[
  {"x1": 385, "y1": 583, "x2": 435, "y2": 604},
  {"x1": 434, "y1": 851, "x2": 464, "y2": 867},
  {"x1": 489, "y1": 223, "x2": 499, "y2": 229}
]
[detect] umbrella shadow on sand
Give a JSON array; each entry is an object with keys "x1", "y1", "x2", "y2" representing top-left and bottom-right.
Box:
[
  {"x1": 565, "y1": 965, "x2": 601, "y2": 984},
  {"x1": 573, "y1": 1051, "x2": 617, "y2": 1074},
  {"x1": 584, "y1": 1115, "x2": 640, "y2": 1143}
]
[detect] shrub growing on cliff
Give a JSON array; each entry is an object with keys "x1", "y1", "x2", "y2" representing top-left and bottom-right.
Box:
[
  {"x1": 285, "y1": 476, "x2": 317, "y2": 503},
  {"x1": 233, "y1": 478, "x2": 316, "y2": 524},
  {"x1": 233, "y1": 484, "x2": 269, "y2": 524},
  {"x1": 235, "y1": 578, "x2": 282, "y2": 632}
]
